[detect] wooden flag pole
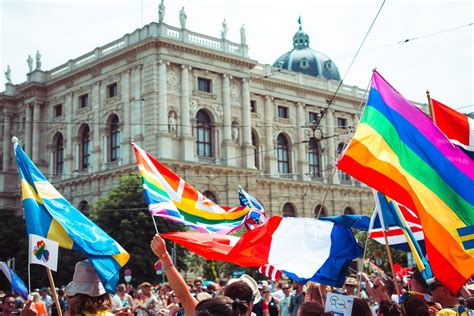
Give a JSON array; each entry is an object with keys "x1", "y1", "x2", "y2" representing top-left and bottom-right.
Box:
[
  {"x1": 46, "y1": 267, "x2": 63, "y2": 316},
  {"x1": 382, "y1": 231, "x2": 400, "y2": 300},
  {"x1": 426, "y1": 90, "x2": 434, "y2": 120}
]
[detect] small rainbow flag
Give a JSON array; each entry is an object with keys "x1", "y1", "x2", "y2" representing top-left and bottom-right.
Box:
[
  {"x1": 337, "y1": 71, "x2": 474, "y2": 294},
  {"x1": 132, "y1": 142, "x2": 253, "y2": 234}
]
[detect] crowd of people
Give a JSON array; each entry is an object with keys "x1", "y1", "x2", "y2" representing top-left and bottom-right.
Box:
[{"x1": 1, "y1": 234, "x2": 473, "y2": 316}]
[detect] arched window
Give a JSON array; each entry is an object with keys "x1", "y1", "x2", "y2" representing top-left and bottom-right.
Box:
[
  {"x1": 314, "y1": 204, "x2": 327, "y2": 217},
  {"x1": 344, "y1": 207, "x2": 355, "y2": 215},
  {"x1": 337, "y1": 143, "x2": 350, "y2": 182},
  {"x1": 109, "y1": 115, "x2": 120, "y2": 162},
  {"x1": 78, "y1": 200, "x2": 90, "y2": 217},
  {"x1": 202, "y1": 190, "x2": 217, "y2": 204},
  {"x1": 195, "y1": 110, "x2": 213, "y2": 157},
  {"x1": 308, "y1": 138, "x2": 322, "y2": 178},
  {"x1": 80, "y1": 125, "x2": 91, "y2": 170},
  {"x1": 277, "y1": 134, "x2": 290, "y2": 174},
  {"x1": 282, "y1": 203, "x2": 296, "y2": 217},
  {"x1": 252, "y1": 129, "x2": 260, "y2": 169},
  {"x1": 54, "y1": 133, "x2": 64, "y2": 175}
]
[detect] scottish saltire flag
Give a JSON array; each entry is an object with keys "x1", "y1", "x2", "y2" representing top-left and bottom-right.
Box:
[
  {"x1": 370, "y1": 192, "x2": 432, "y2": 281},
  {"x1": 238, "y1": 186, "x2": 267, "y2": 230},
  {"x1": 431, "y1": 98, "x2": 474, "y2": 159},
  {"x1": 132, "y1": 142, "x2": 254, "y2": 234},
  {"x1": 164, "y1": 216, "x2": 363, "y2": 287},
  {"x1": 337, "y1": 71, "x2": 474, "y2": 293},
  {"x1": 0, "y1": 261, "x2": 28, "y2": 299},
  {"x1": 369, "y1": 194, "x2": 425, "y2": 252},
  {"x1": 14, "y1": 141, "x2": 129, "y2": 293}
]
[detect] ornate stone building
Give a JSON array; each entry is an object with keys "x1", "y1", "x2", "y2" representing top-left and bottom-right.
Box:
[{"x1": 0, "y1": 10, "x2": 373, "y2": 217}]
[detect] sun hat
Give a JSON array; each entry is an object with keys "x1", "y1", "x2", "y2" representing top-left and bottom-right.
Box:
[
  {"x1": 227, "y1": 274, "x2": 261, "y2": 304},
  {"x1": 64, "y1": 260, "x2": 106, "y2": 297},
  {"x1": 196, "y1": 292, "x2": 213, "y2": 302},
  {"x1": 345, "y1": 276, "x2": 357, "y2": 286}
]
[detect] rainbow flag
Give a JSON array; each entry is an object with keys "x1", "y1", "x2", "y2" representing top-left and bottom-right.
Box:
[
  {"x1": 14, "y1": 141, "x2": 129, "y2": 293},
  {"x1": 132, "y1": 142, "x2": 253, "y2": 234},
  {"x1": 337, "y1": 71, "x2": 474, "y2": 293}
]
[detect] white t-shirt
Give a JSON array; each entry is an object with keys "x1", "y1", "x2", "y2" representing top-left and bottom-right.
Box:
[{"x1": 111, "y1": 294, "x2": 123, "y2": 312}]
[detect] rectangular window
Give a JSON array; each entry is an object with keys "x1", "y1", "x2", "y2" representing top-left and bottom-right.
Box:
[
  {"x1": 308, "y1": 112, "x2": 319, "y2": 123},
  {"x1": 337, "y1": 117, "x2": 348, "y2": 129},
  {"x1": 277, "y1": 106, "x2": 289, "y2": 119},
  {"x1": 107, "y1": 83, "x2": 118, "y2": 98},
  {"x1": 53, "y1": 104, "x2": 62, "y2": 117},
  {"x1": 250, "y1": 100, "x2": 257, "y2": 113},
  {"x1": 197, "y1": 77, "x2": 212, "y2": 93},
  {"x1": 79, "y1": 94, "x2": 89, "y2": 108}
]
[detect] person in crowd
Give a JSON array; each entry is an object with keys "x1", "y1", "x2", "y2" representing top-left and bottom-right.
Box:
[
  {"x1": 272, "y1": 282, "x2": 286, "y2": 301},
  {"x1": 350, "y1": 297, "x2": 371, "y2": 316},
  {"x1": 288, "y1": 280, "x2": 304, "y2": 316},
  {"x1": 376, "y1": 299, "x2": 400, "y2": 316},
  {"x1": 278, "y1": 283, "x2": 291, "y2": 316},
  {"x1": 194, "y1": 280, "x2": 204, "y2": 294},
  {"x1": 409, "y1": 268, "x2": 431, "y2": 302},
  {"x1": 50, "y1": 289, "x2": 68, "y2": 316},
  {"x1": 111, "y1": 284, "x2": 134, "y2": 314},
  {"x1": 38, "y1": 289, "x2": 52, "y2": 316},
  {"x1": 135, "y1": 282, "x2": 162, "y2": 315},
  {"x1": 342, "y1": 276, "x2": 358, "y2": 296},
  {"x1": 166, "y1": 292, "x2": 184, "y2": 316},
  {"x1": 225, "y1": 275, "x2": 261, "y2": 316},
  {"x1": 296, "y1": 301, "x2": 327, "y2": 316},
  {"x1": 195, "y1": 293, "x2": 213, "y2": 303},
  {"x1": 2, "y1": 294, "x2": 20, "y2": 316},
  {"x1": 194, "y1": 296, "x2": 249, "y2": 316},
  {"x1": 252, "y1": 285, "x2": 269, "y2": 316},
  {"x1": 14, "y1": 293, "x2": 25, "y2": 311},
  {"x1": 400, "y1": 291, "x2": 430, "y2": 316},
  {"x1": 304, "y1": 282, "x2": 323, "y2": 306},
  {"x1": 430, "y1": 279, "x2": 468, "y2": 315},
  {"x1": 261, "y1": 286, "x2": 278, "y2": 316},
  {"x1": 28, "y1": 293, "x2": 47, "y2": 316}
]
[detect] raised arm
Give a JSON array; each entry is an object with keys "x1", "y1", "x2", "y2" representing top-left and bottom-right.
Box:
[{"x1": 150, "y1": 234, "x2": 198, "y2": 315}]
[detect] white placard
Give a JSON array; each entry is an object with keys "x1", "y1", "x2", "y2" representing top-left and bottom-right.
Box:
[
  {"x1": 28, "y1": 234, "x2": 59, "y2": 271},
  {"x1": 324, "y1": 292, "x2": 354, "y2": 316}
]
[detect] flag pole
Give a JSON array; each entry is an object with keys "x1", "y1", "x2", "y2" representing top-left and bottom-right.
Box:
[
  {"x1": 27, "y1": 263, "x2": 31, "y2": 294},
  {"x1": 46, "y1": 267, "x2": 63, "y2": 316},
  {"x1": 382, "y1": 231, "x2": 400, "y2": 300},
  {"x1": 426, "y1": 90, "x2": 434, "y2": 120}
]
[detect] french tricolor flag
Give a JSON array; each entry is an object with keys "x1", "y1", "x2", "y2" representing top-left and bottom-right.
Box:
[
  {"x1": 432, "y1": 99, "x2": 474, "y2": 154},
  {"x1": 163, "y1": 216, "x2": 362, "y2": 287}
]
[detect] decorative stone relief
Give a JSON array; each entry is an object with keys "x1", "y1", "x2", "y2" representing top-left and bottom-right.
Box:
[
  {"x1": 230, "y1": 80, "x2": 240, "y2": 100},
  {"x1": 211, "y1": 104, "x2": 223, "y2": 121},
  {"x1": 190, "y1": 99, "x2": 198, "y2": 116},
  {"x1": 167, "y1": 66, "x2": 179, "y2": 92}
]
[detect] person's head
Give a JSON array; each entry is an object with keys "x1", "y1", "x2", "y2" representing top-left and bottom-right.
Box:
[
  {"x1": 64, "y1": 260, "x2": 112, "y2": 315},
  {"x1": 466, "y1": 296, "x2": 474, "y2": 310},
  {"x1": 343, "y1": 277, "x2": 357, "y2": 295},
  {"x1": 261, "y1": 286, "x2": 271, "y2": 299},
  {"x1": 305, "y1": 282, "x2": 323, "y2": 304},
  {"x1": 377, "y1": 299, "x2": 401, "y2": 316},
  {"x1": 194, "y1": 296, "x2": 248, "y2": 316},
  {"x1": 138, "y1": 282, "x2": 152, "y2": 296},
  {"x1": 225, "y1": 274, "x2": 260, "y2": 307},
  {"x1": 39, "y1": 288, "x2": 48, "y2": 297},
  {"x1": 2, "y1": 294, "x2": 16, "y2": 315},
  {"x1": 116, "y1": 284, "x2": 126, "y2": 295},
  {"x1": 282, "y1": 283, "x2": 291, "y2": 297},
  {"x1": 409, "y1": 268, "x2": 429, "y2": 294},
  {"x1": 351, "y1": 297, "x2": 371, "y2": 316},
  {"x1": 194, "y1": 279, "x2": 203, "y2": 292},
  {"x1": 400, "y1": 292, "x2": 429, "y2": 316},
  {"x1": 430, "y1": 279, "x2": 459, "y2": 308},
  {"x1": 29, "y1": 292, "x2": 41, "y2": 302},
  {"x1": 292, "y1": 279, "x2": 303, "y2": 292},
  {"x1": 297, "y1": 301, "x2": 327, "y2": 316}
]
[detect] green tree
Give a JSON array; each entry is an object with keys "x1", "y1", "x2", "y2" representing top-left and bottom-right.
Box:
[{"x1": 92, "y1": 176, "x2": 185, "y2": 286}]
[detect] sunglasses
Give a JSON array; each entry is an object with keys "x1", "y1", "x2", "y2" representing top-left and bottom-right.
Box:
[
  {"x1": 263, "y1": 291, "x2": 270, "y2": 294},
  {"x1": 282, "y1": 287, "x2": 290, "y2": 290}
]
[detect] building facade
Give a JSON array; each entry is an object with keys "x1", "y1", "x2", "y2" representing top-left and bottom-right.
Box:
[{"x1": 0, "y1": 13, "x2": 373, "y2": 217}]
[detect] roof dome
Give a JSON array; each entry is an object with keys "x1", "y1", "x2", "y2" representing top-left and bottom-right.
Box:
[{"x1": 272, "y1": 17, "x2": 341, "y2": 81}]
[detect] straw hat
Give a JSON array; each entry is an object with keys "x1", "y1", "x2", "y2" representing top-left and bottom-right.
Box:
[
  {"x1": 227, "y1": 274, "x2": 261, "y2": 304},
  {"x1": 64, "y1": 260, "x2": 106, "y2": 297}
]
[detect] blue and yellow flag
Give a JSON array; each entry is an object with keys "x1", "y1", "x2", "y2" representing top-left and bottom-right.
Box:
[{"x1": 14, "y1": 141, "x2": 129, "y2": 293}]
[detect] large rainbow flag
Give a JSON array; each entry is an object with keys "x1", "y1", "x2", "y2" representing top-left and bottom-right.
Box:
[
  {"x1": 132, "y1": 142, "x2": 253, "y2": 234},
  {"x1": 337, "y1": 71, "x2": 474, "y2": 293},
  {"x1": 14, "y1": 140, "x2": 129, "y2": 293}
]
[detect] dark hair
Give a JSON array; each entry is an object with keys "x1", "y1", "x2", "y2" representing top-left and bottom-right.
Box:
[
  {"x1": 194, "y1": 279, "x2": 203, "y2": 286},
  {"x1": 195, "y1": 296, "x2": 248, "y2": 316},
  {"x1": 2, "y1": 294, "x2": 15, "y2": 304},
  {"x1": 410, "y1": 267, "x2": 429, "y2": 292},
  {"x1": 402, "y1": 295, "x2": 429, "y2": 316},
  {"x1": 298, "y1": 301, "x2": 327, "y2": 315},
  {"x1": 66, "y1": 293, "x2": 112, "y2": 315},
  {"x1": 466, "y1": 296, "x2": 474, "y2": 310},
  {"x1": 378, "y1": 300, "x2": 401, "y2": 316},
  {"x1": 351, "y1": 297, "x2": 371, "y2": 316},
  {"x1": 224, "y1": 281, "x2": 253, "y2": 304}
]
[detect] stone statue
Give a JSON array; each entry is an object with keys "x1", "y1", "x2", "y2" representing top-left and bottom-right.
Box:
[
  {"x1": 221, "y1": 19, "x2": 228, "y2": 39},
  {"x1": 232, "y1": 123, "x2": 239, "y2": 142},
  {"x1": 4, "y1": 65, "x2": 11, "y2": 84},
  {"x1": 158, "y1": 0, "x2": 165, "y2": 23},
  {"x1": 168, "y1": 111, "x2": 177, "y2": 136},
  {"x1": 35, "y1": 50, "x2": 42, "y2": 70},
  {"x1": 27, "y1": 55, "x2": 33, "y2": 72},
  {"x1": 240, "y1": 24, "x2": 246, "y2": 45},
  {"x1": 179, "y1": 7, "x2": 187, "y2": 29}
]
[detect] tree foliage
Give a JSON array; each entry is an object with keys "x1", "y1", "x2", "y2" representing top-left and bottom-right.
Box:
[{"x1": 92, "y1": 176, "x2": 185, "y2": 286}]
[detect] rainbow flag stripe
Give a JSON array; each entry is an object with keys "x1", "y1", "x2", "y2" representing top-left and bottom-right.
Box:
[
  {"x1": 133, "y1": 142, "x2": 252, "y2": 234},
  {"x1": 337, "y1": 71, "x2": 474, "y2": 293}
]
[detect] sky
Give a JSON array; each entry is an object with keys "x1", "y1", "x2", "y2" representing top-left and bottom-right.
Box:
[{"x1": 1, "y1": 0, "x2": 472, "y2": 111}]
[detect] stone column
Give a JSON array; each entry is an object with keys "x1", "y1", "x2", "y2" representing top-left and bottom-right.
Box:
[
  {"x1": 180, "y1": 65, "x2": 195, "y2": 161},
  {"x1": 157, "y1": 60, "x2": 172, "y2": 159},
  {"x1": 296, "y1": 102, "x2": 308, "y2": 180},
  {"x1": 2, "y1": 111, "x2": 12, "y2": 171},
  {"x1": 91, "y1": 82, "x2": 101, "y2": 172},
  {"x1": 241, "y1": 78, "x2": 253, "y2": 168},
  {"x1": 326, "y1": 108, "x2": 338, "y2": 184},
  {"x1": 222, "y1": 74, "x2": 235, "y2": 166},
  {"x1": 131, "y1": 66, "x2": 143, "y2": 140},
  {"x1": 64, "y1": 93, "x2": 73, "y2": 176},
  {"x1": 24, "y1": 104, "x2": 33, "y2": 156},
  {"x1": 32, "y1": 102, "x2": 41, "y2": 162},
  {"x1": 264, "y1": 96, "x2": 277, "y2": 175},
  {"x1": 121, "y1": 70, "x2": 131, "y2": 165}
]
